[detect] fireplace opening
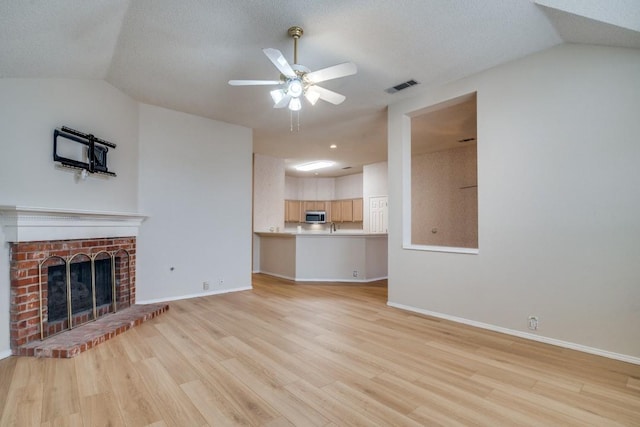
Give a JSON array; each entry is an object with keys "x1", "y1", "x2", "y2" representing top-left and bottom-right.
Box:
[
  {"x1": 35, "y1": 248, "x2": 133, "y2": 340},
  {"x1": 47, "y1": 258, "x2": 113, "y2": 323}
]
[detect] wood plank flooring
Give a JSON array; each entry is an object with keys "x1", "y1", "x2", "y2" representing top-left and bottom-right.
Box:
[{"x1": 1, "y1": 273, "x2": 639, "y2": 426}]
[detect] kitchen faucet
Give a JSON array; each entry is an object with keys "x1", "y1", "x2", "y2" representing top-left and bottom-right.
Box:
[{"x1": 330, "y1": 222, "x2": 336, "y2": 233}]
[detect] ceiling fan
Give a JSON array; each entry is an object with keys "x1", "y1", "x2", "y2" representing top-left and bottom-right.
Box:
[{"x1": 228, "y1": 26, "x2": 357, "y2": 112}]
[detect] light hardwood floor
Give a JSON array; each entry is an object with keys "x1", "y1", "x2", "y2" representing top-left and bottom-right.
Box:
[{"x1": 1, "y1": 273, "x2": 639, "y2": 426}]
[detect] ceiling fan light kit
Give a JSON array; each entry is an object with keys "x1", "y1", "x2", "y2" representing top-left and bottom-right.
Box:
[{"x1": 228, "y1": 26, "x2": 357, "y2": 115}]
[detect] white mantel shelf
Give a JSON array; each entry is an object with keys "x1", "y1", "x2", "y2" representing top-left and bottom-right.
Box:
[{"x1": 0, "y1": 205, "x2": 147, "y2": 242}]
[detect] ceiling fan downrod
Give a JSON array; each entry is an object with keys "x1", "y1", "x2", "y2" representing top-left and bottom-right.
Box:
[{"x1": 288, "y1": 26, "x2": 303, "y2": 65}]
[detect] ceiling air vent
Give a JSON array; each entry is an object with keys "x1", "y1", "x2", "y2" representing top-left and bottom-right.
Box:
[
  {"x1": 342, "y1": 166, "x2": 352, "y2": 170},
  {"x1": 385, "y1": 79, "x2": 420, "y2": 94}
]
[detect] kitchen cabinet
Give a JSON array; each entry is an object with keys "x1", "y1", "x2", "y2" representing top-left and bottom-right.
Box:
[
  {"x1": 352, "y1": 198, "x2": 363, "y2": 222},
  {"x1": 287, "y1": 198, "x2": 363, "y2": 223},
  {"x1": 303, "y1": 200, "x2": 326, "y2": 212},
  {"x1": 337, "y1": 198, "x2": 363, "y2": 222},
  {"x1": 285, "y1": 200, "x2": 302, "y2": 222},
  {"x1": 340, "y1": 199, "x2": 353, "y2": 222},
  {"x1": 330, "y1": 200, "x2": 341, "y2": 222},
  {"x1": 318, "y1": 200, "x2": 331, "y2": 214}
]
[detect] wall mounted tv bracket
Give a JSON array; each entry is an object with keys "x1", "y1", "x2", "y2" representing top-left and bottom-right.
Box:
[{"x1": 53, "y1": 126, "x2": 116, "y2": 176}]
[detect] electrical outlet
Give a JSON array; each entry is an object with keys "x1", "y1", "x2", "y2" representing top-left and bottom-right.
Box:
[
  {"x1": 352, "y1": 270, "x2": 358, "y2": 278},
  {"x1": 203, "y1": 281, "x2": 210, "y2": 290},
  {"x1": 528, "y1": 315, "x2": 539, "y2": 330}
]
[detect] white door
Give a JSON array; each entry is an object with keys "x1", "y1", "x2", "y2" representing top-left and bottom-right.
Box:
[{"x1": 369, "y1": 196, "x2": 388, "y2": 234}]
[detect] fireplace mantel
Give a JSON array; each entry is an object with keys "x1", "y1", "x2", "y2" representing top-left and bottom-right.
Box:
[{"x1": 0, "y1": 205, "x2": 147, "y2": 242}]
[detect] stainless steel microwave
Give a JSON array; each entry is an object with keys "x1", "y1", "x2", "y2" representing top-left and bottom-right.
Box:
[{"x1": 305, "y1": 211, "x2": 326, "y2": 224}]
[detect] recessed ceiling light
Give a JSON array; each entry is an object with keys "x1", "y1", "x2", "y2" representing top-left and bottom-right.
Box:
[
  {"x1": 295, "y1": 160, "x2": 335, "y2": 171},
  {"x1": 329, "y1": 144, "x2": 337, "y2": 149}
]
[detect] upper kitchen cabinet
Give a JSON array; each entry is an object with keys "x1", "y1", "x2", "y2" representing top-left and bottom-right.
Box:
[
  {"x1": 340, "y1": 200, "x2": 353, "y2": 222},
  {"x1": 329, "y1": 198, "x2": 361, "y2": 223},
  {"x1": 303, "y1": 200, "x2": 327, "y2": 212},
  {"x1": 353, "y1": 198, "x2": 363, "y2": 222},
  {"x1": 330, "y1": 200, "x2": 341, "y2": 222},
  {"x1": 284, "y1": 174, "x2": 364, "y2": 223},
  {"x1": 285, "y1": 200, "x2": 302, "y2": 222}
]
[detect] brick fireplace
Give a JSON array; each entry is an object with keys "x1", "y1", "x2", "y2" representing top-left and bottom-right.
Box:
[
  {"x1": 10, "y1": 237, "x2": 136, "y2": 350},
  {"x1": 1, "y1": 206, "x2": 168, "y2": 358}
]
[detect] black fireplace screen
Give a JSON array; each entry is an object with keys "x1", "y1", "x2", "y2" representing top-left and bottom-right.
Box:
[{"x1": 47, "y1": 258, "x2": 113, "y2": 323}]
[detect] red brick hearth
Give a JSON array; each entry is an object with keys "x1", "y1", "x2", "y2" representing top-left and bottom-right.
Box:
[
  {"x1": 9, "y1": 236, "x2": 168, "y2": 358},
  {"x1": 16, "y1": 303, "x2": 168, "y2": 358}
]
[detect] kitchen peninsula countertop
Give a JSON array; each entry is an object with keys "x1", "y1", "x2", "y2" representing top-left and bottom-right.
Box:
[
  {"x1": 255, "y1": 231, "x2": 386, "y2": 237},
  {"x1": 256, "y1": 231, "x2": 388, "y2": 282}
]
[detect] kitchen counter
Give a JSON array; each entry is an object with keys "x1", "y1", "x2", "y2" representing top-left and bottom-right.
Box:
[
  {"x1": 255, "y1": 231, "x2": 384, "y2": 237},
  {"x1": 256, "y1": 232, "x2": 387, "y2": 282}
]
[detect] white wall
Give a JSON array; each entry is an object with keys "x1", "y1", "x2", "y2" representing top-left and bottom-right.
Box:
[
  {"x1": 335, "y1": 174, "x2": 363, "y2": 200},
  {"x1": 286, "y1": 176, "x2": 337, "y2": 200},
  {"x1": 388, "y1": 44, "x2": 640, "y2": 360},
  {"x1": 259, "y1": 236, "x2": 296, "y2": 279},
  {"x1": 137, "y1": 103, "x2": 252, "y2": 302},
  {"x1": 253, "y1": 154, "x2": 285, "y2": 232},
  {"x1": 363, "y1": 161, "x2": 388, "y2": 233},
  {"x1": 285, "y1": 176, "x2": 300, "y2": 199},
  {"x1": 253, "y1": 154, "x2": 285, "y2": 272},
  {"x1": 0, "y1": 79, "x2": 139, "y2": 357},
  {"x1": 286, "y1": 175, "x2": 365, "y2": 201},
  {"x1": 0, "y1": 79, "x2": 139, "y2": 209}
]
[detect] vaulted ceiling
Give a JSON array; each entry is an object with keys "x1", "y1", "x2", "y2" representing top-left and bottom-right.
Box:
[{"x1": 2, "y1": 1, "x2": 639, "y2": 176}]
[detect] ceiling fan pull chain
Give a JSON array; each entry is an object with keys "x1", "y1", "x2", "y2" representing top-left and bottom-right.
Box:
[{"x1": 289, "y1": 110, "x2": 301, "y2": 132}]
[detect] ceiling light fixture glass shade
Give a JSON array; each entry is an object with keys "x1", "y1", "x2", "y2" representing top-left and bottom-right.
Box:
[
  {"x1": 289, "y1": 97, "x2": 302, "y2": 111},
  {"x1": 270, "y1": 89, "x2": 285, "y2": 104},
  {"x1": 294, "y1": 160, "x2": 335, "y2": 171},
  {"x1": 304, "y1": 89, "x2": 321, "y2": 105},
  {"x1": 271, "y1": 77, "x2": 315, "y2": 112}
]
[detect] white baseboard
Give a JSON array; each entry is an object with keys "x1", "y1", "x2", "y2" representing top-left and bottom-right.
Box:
[
  {"x1": 137, "y1": 286, "x2": 252, "y2": 304},
  {"x1": 258, "y1": 271, "x2": 296, "y2": 281},
  {"x1": 259, "y1": 271, "x2": 387, "y2": 283},
  {"x1": 294, "y1": 276, "x2": 388, "y2": 283},
  {"x1": 0, "y1": 349, "x2": 12, "y2": 360},
  {"x1": 387, "y1": 301, "x2": 640, "y2": 366}
]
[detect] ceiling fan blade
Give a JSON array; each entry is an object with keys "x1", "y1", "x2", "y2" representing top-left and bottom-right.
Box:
[
  {"x1": 305, "y1": 62, "x2": 357, "y2": 84},
  {"x1": 228, "y1": 80, "x2": 281, "y2": 86},
  {"x1": 263, "y1": 48, "x2": 296, "y2": 78},
  {"x1": 310, "y1": 85, "x2": 346, "y2": 105},
  {"x1": 273, "y1": 94, "x2": 292, "y2": 109},
  {"x1": 304, "y1": 87, "x2": 321, "y2": 105}
]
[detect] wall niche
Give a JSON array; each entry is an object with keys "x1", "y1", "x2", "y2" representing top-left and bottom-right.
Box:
[{"x1": 408, "y1": 92, "x2": 478, "y2": 252}]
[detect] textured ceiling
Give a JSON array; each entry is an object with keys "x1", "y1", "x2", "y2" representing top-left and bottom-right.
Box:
[{"x1": 1, "y1": 1, "x2": 638, "y2": 176}]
